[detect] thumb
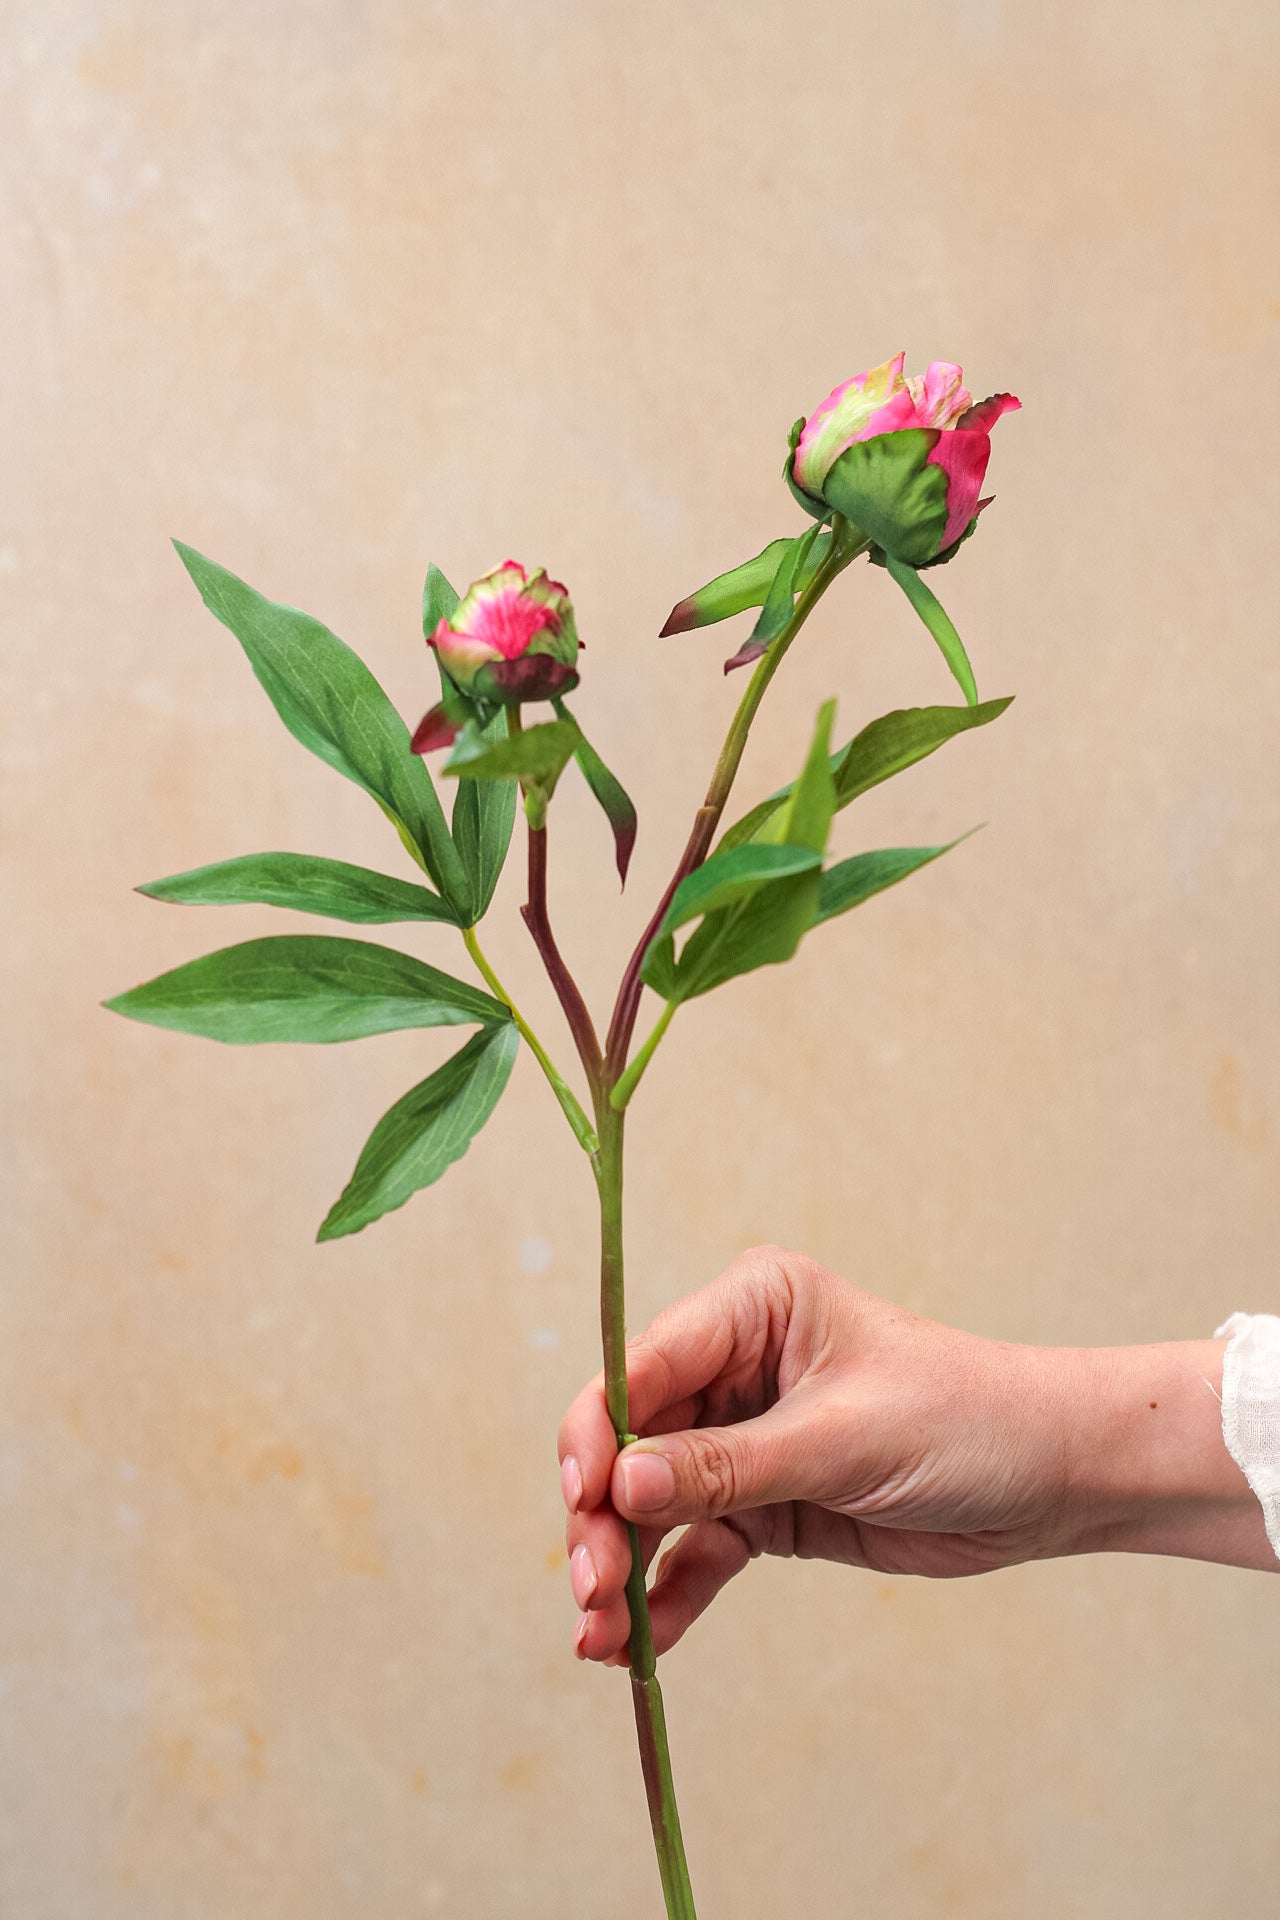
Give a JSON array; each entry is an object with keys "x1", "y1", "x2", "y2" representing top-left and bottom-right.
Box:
[{"x1": 612, "y1": 1394, "x2": 833, "y2": 1528}]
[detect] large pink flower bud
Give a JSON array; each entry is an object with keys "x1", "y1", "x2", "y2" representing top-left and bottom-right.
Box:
[{"x1": 790, "y1": 353, "x2": 1020, "y2": 566}]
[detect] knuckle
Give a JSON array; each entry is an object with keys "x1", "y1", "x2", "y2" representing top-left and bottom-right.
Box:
[{"x1": 684, "y1": 1433, "x2": 739, "y2": 1516}]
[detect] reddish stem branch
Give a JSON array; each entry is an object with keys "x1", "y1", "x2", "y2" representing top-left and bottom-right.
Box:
[{"x1": 521, "y1": 821, "x2": 604, "y2": 1090}]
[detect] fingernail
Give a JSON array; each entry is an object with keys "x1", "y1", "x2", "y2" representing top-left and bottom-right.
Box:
[
  {"x1": 561, "y1": 1454, "x2": 583, "y2": 1513},
  {"x1": 573, "y1": 1612, "x2": 591, "y2": 1660},
  {"x1": 570, "y1": 1544, "x2": 597, "y2": 1608},
  {"x1": 618, "y1": 1450, "x2": 675, "y2": 1513}
]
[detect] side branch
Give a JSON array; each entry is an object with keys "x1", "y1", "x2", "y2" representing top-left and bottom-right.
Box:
[{"x1": 521, "y1": 821, "x2": 604, "y2": 1089}]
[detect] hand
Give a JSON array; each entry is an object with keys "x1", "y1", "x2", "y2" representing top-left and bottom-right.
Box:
[{"x1": 558, "y1": 1246, "x2": 1264, "y2": 1664}]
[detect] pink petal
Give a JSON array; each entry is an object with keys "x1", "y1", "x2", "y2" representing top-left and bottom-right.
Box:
[
  {"x1": 904, "y1": 361, "x2": 973, "y2": 428},
  {"x1": 926, "y1": 429, "x2": 994, "y2": 553},
  {"x1": 793, "y1": 351, "x2": 906, "y2": 492},
  {"x1": 956, "y1": 392, "x2": 1021, "y2": 433}
]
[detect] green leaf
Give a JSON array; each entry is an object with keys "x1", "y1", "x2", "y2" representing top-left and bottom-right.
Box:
[
  {"x1": 659, "y1": 845, "x2": 823, "y2": 939},
  {"x1": 814, "y1": 838, "x2": 971, "y2": 925},
  {"x1": 751, "y1": 524, "x2": 824, "y2": 646},
  {"x1": 422, "y1": 562, "x2": 461, "y2": 638},
  {"x1": 548, "y1": 698, "x2": 637, "y2": 885},
  {"x1": 820, "y1": 429, "x2": 948, "y2": 568},
  {"x1": 174, "y1": 544, "x2": 470, "y2": 915},
  {"x1": 443, "y1": 717, "x2": 580, "y2": 789},
  {"x1": 450, "y1": 708, "x2": 517, "y2": 923},
  {"x1": 138, "y1": 852, "x2": 461, "y2": 925},
  {"x1": 317, "y1": 1022, "x2": 519, "y2": 1241},
  {"x1": 883, "y1": 553, "x2": 978, "y2": 706},
  {"x1": 104, "y1": 935, "x2": 507, "y2": 1044},
  {"x1": 643, "y1": 703, "x2": 836, "y2": 1003},
  {"x1": 717, "y1": 698, "x2": 1012, "y2": 854},
  {"x1": 660, "y1": 528, "x2": 833, "y2": 635}
]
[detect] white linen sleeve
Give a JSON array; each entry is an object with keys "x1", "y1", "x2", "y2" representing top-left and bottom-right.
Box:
[{"x1": 1214, "y1": 1312, "x2": 1280, "y2": 1562}]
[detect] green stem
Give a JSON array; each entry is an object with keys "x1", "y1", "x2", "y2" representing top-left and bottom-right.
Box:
[
  {"x1": 604, "y1": 521, "x2": 867, "y2": 1076},
  {"x1": 609, "y1": 1000, "x2": 676, "y2": 1111},
  {"x1": 595, "y1": 1102, "x2": 697, "y2": 1919},
  {"x1": 462, "y1": 926, "x2": 599, "y2": 1154}
]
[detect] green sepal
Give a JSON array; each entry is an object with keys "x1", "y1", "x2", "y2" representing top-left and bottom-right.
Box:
[
  {"x1": 783, "y1": 416, "x2": 831, "y2": 521},
  {"x1": 172, "y1": 543, "x2": 470, "y2": 916},
  {"x1": 814, "y1": 836, "x2": 975, "y2": 925},
  {"x1": 882, "y1": 553, "x2": 978, "y2": 706},
  {"x1": 104, "y1": 935, "x2": 507, "y2": 1045},
  {"x1": 138, "y1": 852, "x2": 461, "y2": 925},
  {"x1": 819, "y1": 429, "x2": 948, "y2": 567},
  {"x1": 660, "y1": 526, "x2": 833, "y2": 637},
  {"x1": 449, "y1": 707, "x2": 517, "y2": 924},
  {"x1": 717, "y1": 697, "x2": 1012, "y2": 854},
  {"x1": 317, "y1": 1021, "x2": 519, "y2": 1241}
]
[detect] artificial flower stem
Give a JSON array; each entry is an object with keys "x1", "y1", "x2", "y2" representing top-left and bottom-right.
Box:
[
  {"x1": 523, "y1": 821, "x2": 605, "y2": 1085},
  {"x1": 604, "y1": 528, "x2": 865, "y2": 1075},
  {"x1": 595, "y1": 1100, "x2": 697, "y2": 1919},
  {"x1": 609, "y1": 999, "x2": 676, "y2": 1111},
  {"x1": 461, "y1": 927, "x2": 598, "y2": 1154}
]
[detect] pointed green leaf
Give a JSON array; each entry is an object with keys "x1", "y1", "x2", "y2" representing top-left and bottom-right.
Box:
[
  {"x1": 444, "y1": 717, "x2": 580, "y2": 789},
  {"x1": 883, "y1": 552, "x2": 977, "y2": 706},
  {"x1": 660, "y1": 529, "x2": 833, "y2": 636},
  {"x1": 814, "y1": 838, "x2": 971, "y2": 925},
  {"x1": 422, "y1": 562, "x2": 461, "y2": 638},
  {"x1": 717, "y1": 698, "x2": 1012, "y2": 854},
  {"x1": 450, "y1": 708, "x2": 517, "y2": 923},
  {"x1": 549, "y1": 698, "x2": 637, "y2": 885},
  {"x1": 643, "y1": 703, "x2": 836, "y2": 1004},
  {"x1": 317, "y1": 1022, "x2": 519, "y2": 1241},
  {"x1": 104, "y1": 935, "x2": 507, "y2": 1044},
  {"x1": 138, "y1": 853, "x2": 460, "y2": 925},
  {"x1": 750, "y1": 523, "x2": 824, "y2": 647},
  {"x1": 173, "y1": 544, "x2": 470, "y2": 914},
  {"x1": 659, "y1": 845, "x2": 823, "y2": 941}
]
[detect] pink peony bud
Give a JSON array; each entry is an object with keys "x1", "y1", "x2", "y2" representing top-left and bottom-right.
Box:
[
  {"x1": 791, "y1": 355, "x2": 1019, "y2": 566},
  {"x1": 428, "y1": 560, "x2": 582, "y2": 706}
]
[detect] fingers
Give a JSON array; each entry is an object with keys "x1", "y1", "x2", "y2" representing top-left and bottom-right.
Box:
[
  {"x1": 612, "y1": 1387, "x2": 841, "y2": 1530},
  {"x1": 575, "y1": 1519, "x2": 758, "y2": 1663}
]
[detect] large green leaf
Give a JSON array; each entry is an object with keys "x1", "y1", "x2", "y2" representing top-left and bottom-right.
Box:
[
  {"x1": 104, "y1": 935, "x2": 506, "y2": 1044},
  {"x1": 449, "y1": 709, "x2": 517, "y2": 922},
  {"x1": 174, "y1": 544, "x2": 469, "y2": 914},
  {"x1": 317, "y1": 1021, "x2": 519, "y2": 1240},
  {"x1": 883, "y1": 552, "x2": 977, "y2": 706},
  {"x1": 814, "y1": 839, "x2": 969, "y2": 924},
  {"x1": 660, "y1": 529, "x2": 833, "y2": 635},
  {"x1": 643, "y1": 703, "x2": 837, "y2": 1003},
  {"x1": 659, "y1": 845, "x2": 822, "y2": 939},
  {"x1": 138, "y1": 853, "x2": 460, "y2": 924},
  {"x1": 717, "y1": 697, "x2": 1012, "y2": 854}
]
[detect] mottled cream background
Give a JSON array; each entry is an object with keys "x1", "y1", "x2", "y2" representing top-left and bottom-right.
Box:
[{"x1": 3, "y1": 3, "x2": 1279, "y2": 1916}]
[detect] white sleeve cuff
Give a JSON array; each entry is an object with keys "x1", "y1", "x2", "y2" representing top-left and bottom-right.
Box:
[{"x1": 1214, "y1": 1311, "x2": 1280, "y2": 1563}]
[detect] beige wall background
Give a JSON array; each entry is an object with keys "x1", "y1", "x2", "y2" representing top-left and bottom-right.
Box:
[{"x1": 3, "y1": 2, "x2": 1279, "y2": 1915}]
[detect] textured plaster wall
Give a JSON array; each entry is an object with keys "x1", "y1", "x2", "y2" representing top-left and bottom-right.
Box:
[{"x1": 3, "y1": 3, "x2": 1279, "y2": 1916}]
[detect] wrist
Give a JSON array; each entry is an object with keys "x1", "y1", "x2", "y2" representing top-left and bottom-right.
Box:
[{"x1": 1053, "y1": 1340, "x2": 1276, "y2": 1568}]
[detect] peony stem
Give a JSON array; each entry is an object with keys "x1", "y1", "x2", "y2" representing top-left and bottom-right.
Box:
[
  {"x1": 461, "y1": 927, "x2": 598, "y2": 1154},
  {"x1": 594, "y1": 1099, "x2": 697, "y2": 1919},
  {"x1": 603, "y1": 524, "x2": 866, "y2": 1077}
]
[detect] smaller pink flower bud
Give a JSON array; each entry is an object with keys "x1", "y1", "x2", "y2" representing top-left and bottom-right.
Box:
[{"x1": 429, "y1": 560, "x2": 582, "y2": 705}]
